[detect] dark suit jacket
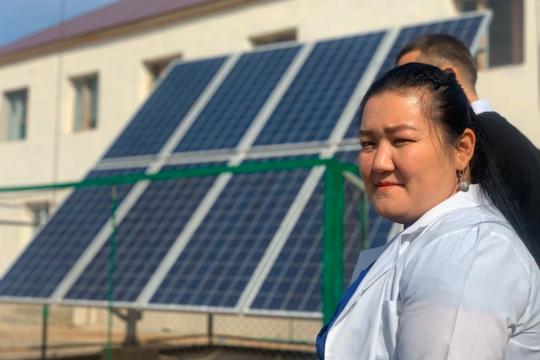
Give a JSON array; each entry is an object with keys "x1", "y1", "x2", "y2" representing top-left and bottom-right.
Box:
[{"x1": 476, "y1": 111, "x2": 540, "y2": 262}]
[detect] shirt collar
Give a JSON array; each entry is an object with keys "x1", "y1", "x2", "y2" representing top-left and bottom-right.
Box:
[
  {"x1": 399, "y1": 184, "x2": 486, "y2": 240},
  {"x1": 471, "y1": 99, "x2": 493, "y2": 114}
]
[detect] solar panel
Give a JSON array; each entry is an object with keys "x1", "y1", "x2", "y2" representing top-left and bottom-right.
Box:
[
  {"x1": 150, "y1": 157, "x2": 314, "y2": 309},
  {"x1": 0, "y1": 12, "x2": 489, "y2": 317},
  {"x1": 174, "y1": 46, "x2": 300, "y2": 153},
  {"x1": 247, "y1": 151, "x2": 393, "y2": 314},
  {"x1": 64, "y1": 164, "x2": 223, "y2": 302},
  {"x1": 342, "y1": 14, "x2": 485, "y2": 140},
  {"x1": 253, "y1": 32, "x2": 385, "y2": 146},
  {"x1": 103, "y1": 57, "x2": 226, "y2": 159},
  {"x1": 248, "y1": 179, "x2": 325, "y2": 313},
  {"x1": 377, "y1": 15, "x2": 484, "y2": 79},
  {"x1": 366, "y1": 207, "x2": 395, "y2": 248},
  {"x1": 0, "y1": 168, "x2": 145, "y2": 298}
]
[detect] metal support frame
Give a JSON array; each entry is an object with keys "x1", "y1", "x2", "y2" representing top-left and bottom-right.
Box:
[
  {"x1": 343, "y1": 171, "x2": 369, "y2": 249},
  {"x1": 359, "y1": 191, "x2": 369, "y2": 249},
  {"x1": 208, "y1": 313, "x2": 214, "y2": 345},
  {"x1": 112, "y1": 308, "x2": 143, "y2": 347}
]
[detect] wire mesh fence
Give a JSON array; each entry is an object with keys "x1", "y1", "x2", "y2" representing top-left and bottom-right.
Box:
[
  {"x1": 0, "y1": 158, "x2": 369, "y2": 359},
  {"x1": 0, "y1": 303, "x2": 321, "y2": 359}
]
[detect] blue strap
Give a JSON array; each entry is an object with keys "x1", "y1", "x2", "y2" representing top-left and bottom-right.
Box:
[{"x1": 316, "y1": 263, "x2": 374, "y2": 359}]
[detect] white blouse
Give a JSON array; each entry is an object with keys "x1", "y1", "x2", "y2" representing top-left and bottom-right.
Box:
[{"x1": 324, "y1": 185, "x2": 540, "y2": 359}]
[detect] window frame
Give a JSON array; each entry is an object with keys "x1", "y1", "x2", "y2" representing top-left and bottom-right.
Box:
[
  {"x1": 26, "y1": 201, "x2": 50, "y2": 234},
  {"x1": 455, "y1": 0, "x2": 524, "y2": 68},
  {"x1": 144, "y1": 53, "x2": 182, "y2": 88},
  {"x1": 249, "y1": 28, "x2": 298, "y2": 48},
  {"x1": 71, "y1": 73, "x2": 99, "y2": 132},
  {"x1": 2, "y1": 88, "x2": 29, "y2": 142}
]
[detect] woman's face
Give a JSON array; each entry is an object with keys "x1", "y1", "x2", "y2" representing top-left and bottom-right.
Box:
[{"x1": 359, "y1": 90, "x2": 459, "y2": 225}]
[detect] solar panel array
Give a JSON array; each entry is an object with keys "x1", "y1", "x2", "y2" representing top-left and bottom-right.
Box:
[{"x1": 0, "y1": 12, "x2": 489, "y2": 317}]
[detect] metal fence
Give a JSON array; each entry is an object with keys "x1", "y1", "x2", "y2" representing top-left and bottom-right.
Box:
[{"x1": 0, "y1": 158, "x2": 367, "y2": 359}]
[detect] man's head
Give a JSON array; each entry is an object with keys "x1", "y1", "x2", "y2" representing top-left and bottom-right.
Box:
[{"x1": 395, "y1": 34, "x2": 478, "y2": 101}]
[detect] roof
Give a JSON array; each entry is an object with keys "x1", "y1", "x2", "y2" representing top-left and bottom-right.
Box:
[{"x1": 0, "y1": 0, "x2": 229, "y2": 59}]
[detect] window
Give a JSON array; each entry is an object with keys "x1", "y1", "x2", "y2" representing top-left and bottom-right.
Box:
[
  {"x1": 27, "y1": 202, "x2": 50, "y2": 234},
  {"x1": 145, "y1": 54, "x2": 182, "y2": 86},
  {"x1": 72, "y1": 74, "x2": 98, "y2": 131},
  {"x1": 250, "y1": 29, "x2": 297, "y2": 48},
  {"x1": 456, "y1": 0, "x2": 524, "y2": 67},
  {"x1": 488, "y1": 0, "x2": 524, "y2": 66},
  {"x1": 2, "y1": 88, "x2": 28, "y2": 141}
]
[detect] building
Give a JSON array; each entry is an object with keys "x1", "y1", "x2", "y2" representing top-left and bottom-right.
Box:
[{"x1": 0, "y1": 0, "x2": 537, "y2": 277}]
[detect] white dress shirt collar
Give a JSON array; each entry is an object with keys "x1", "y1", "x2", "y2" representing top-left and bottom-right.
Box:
[
  {"x1": 400, "y1": 185, "x2": 487, "y2": 239},
  {"x1": 471, "y1": 99, "x2": 493, "y2": 114}
]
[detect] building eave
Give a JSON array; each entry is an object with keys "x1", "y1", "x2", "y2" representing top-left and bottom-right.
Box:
[{"x1": 0, "y1": 0, "x2": 256, "y2": 67}]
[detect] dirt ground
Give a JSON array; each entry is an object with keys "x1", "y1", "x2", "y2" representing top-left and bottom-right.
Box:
[{"x1": 0, "y1": 304, "x2": 318, "y2": 360}]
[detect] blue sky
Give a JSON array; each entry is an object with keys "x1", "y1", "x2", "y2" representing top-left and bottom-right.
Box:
[{"x1": 0, "y1": 0, "x2": 118, "y2": 47}]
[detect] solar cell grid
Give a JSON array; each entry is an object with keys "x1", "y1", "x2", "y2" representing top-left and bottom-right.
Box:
[
  {"x1": 366, "y1": 207, "x2": 394, "y2": 248},
  {"x1": 253, "y1": 32, "x2": 385, "y2": 146},
  {"x1": 0, "y1": 168, "x2": 144, "y2": 298},
  {"x1": 65, "y1": 163, "x2": 223, "y2": 302},
  {"x1": 333, "y1": 150, "x2": 393, "y2": 252},
  {"x1": 343, "y1": 15, "x2": 483, "y2": 139},
  {"x1": 103, "y1": 57, "x2": 226, "y2": 158},
  {"x1": 174, "y1": 46, "x2": 300, "y2": 152},
  {"x1": 150, "y1": 157, "x2": 317, "y2": 308},
  {"x1": 250, "y1": 179, "x2": 324, "y2": 312},
  {"x1": 249, "y1": 151, "x2": 393, "y2": 312},
  {"x1": 377, "y1": 16, "x2": 483, "y2": 79}
]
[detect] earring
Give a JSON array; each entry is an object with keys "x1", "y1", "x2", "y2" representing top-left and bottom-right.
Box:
[{"x1": 458, "y1": 170, "x2": 469, "y2": 192}]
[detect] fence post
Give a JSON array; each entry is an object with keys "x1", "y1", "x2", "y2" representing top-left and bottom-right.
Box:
[
  {"x1": 322, "y1": 160, "x2": 345, "y2": 324},
  {"x1": 41, "y1": 304, "x2": 48, "y2": 360},
  {"x1": 106, "y1": 185, "x2": 118, "y2": 360}
]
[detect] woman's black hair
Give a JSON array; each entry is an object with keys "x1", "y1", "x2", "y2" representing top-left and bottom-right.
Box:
[{"x1": 359, "y1": 63, "x2": 534, "y2": 261}]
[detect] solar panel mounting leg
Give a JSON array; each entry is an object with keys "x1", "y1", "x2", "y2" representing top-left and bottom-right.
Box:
[
  {"x1": 41, "y1": 304, "x2": 49, "y2": 360},
  {"x1": 208, "y1": 313, "x2": 214, "y2": 345},
  {"x1": 112, "y1": 308, "x2": 142, "y2": 347}
]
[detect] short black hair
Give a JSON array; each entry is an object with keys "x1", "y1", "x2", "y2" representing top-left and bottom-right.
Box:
[{"x1": 396, "y1": 34, "x2": 477, "y2": 86}]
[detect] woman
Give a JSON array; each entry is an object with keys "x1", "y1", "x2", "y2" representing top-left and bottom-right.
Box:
[{"x1": 317, "y1": 63, "x2": 540, "y2": 359}]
